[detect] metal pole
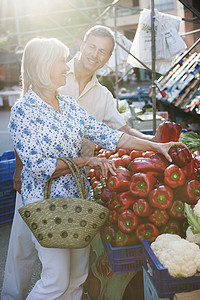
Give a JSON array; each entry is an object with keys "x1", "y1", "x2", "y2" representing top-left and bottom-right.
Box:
[
  {"x1": 13, "y1": 0, "x2": 21, "y2": 45},
  {"x1": 151, "y1": 0, "x2": 156, "y2": 134},
  {"x1": 114, "y1": 5, "x2": 119, "y2": 110}
]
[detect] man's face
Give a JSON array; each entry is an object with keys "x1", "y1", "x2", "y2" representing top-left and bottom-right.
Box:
[{"x1": 79, "y1": 35, "x2": 113, "y2": 72}]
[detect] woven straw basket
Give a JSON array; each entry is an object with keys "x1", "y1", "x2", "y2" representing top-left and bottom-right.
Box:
[{"x1": 18, "y1": 157, "x2": 109, "y2": 249}]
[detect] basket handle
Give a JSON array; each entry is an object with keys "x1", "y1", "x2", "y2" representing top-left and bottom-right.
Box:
[{"x1": 44, "y1": 157, "x2": 86, "y2": 200}]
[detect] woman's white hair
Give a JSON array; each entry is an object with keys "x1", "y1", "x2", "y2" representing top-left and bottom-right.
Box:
[{"x1": 21, "y1": 37, "x2": 69, "y2": 97}]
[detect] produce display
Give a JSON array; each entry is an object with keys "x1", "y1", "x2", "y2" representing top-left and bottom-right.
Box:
[{"x1": 88, "y1": 122, "x2": 200, "y2": 249}]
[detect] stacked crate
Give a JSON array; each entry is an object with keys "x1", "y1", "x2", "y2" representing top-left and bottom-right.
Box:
[{"x1": 0, "y1": 151, "x2": 16, "y2": 226}]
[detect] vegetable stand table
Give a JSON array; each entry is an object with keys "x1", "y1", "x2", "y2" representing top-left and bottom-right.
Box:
[{"x1": 82, "y1": 232, "x2": 137, "y2": 300}]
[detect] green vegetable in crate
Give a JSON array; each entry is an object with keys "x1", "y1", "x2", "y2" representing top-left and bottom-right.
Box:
[
  {"x1": 184, "y1": 201, "x2": 200, "y2": 234},
  {"x1": 186, "y1": 226, "x2": 200, "y2": 245},
  {"x1": 179, "y1": 131, "x2": 200, "y2": 152}
]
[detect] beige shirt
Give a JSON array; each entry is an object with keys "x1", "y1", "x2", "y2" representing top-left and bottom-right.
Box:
[{"x1": 59, "y1": 57, "x2": 126, "y2": 157}]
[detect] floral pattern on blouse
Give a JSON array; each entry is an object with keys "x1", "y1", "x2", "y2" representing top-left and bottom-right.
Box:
[{"x1": 9, "y1": 90, "x2": 122, "y2": 205}]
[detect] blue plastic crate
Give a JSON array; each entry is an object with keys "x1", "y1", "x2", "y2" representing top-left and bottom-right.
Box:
[
  {"x1": 0, "y1": 189, "x2": 16, "y2": 226},
  {"x1": 142, "y1": 240, "x2": 200, "y2": 298},
  {"x1": 143, "y1": 267, "x2": 169, "y2": 300},
  {"x1": 101, "y1": 232, "x2": 143, "y2": 273},
  {"x1": 0, "y1": 159, "x2": 15, "y2": 191},
  {"x1": 0, "y1": 151, "x2": 15, "y2": 161}
]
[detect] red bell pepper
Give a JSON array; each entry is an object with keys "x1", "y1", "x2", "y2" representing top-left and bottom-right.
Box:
[
  {"x1": 118, "y1": 209, "x2": 138, "y2": 233},
  {"x1": 117, "y1": 149, "x2": 131, "y2": 157},
  {"x1": 128, "y1": 157, "x2": 168, "y2": 178},
  {"x1": 136, "y1": 223, "x2": 159, "y2": 243},
  {"x1": 150, "y1": 153, "x2": 170, "y2": 165},
  {"x1": 169, "y1": 144, "x2": 192, "y2": 168},
  {"x1": 111, "y1": 155, "x2": 131, "y2": 168},
  {"x1": 182, "y1": 159, "x2": 195, "y2": 180},
  {"x1": 179, "y1": 179, "x2": 200, "y2": 204},
  {"x1": 168, "y1": 199, "x2": 185, "y2": 219},
  {"x1": 148, "y1": 185, "x2": 173, "y2": 209},
  {"x1": 107, "y1": 176, "x2": 130, "y2": 192},
  {"x1": 114, "y1": 231, "x2": 139, "y2": 247},
  {"x1": 107, "y1": 192, "x2": 118, "y2": 210},
  {"x1": 103, "y1": 224, "x2": 117, "y2": 244},
  {"x1": 121, "y1": 155, "x2": 132, "y2": 167},
  {"x1": 149, "y1": 209, "x2": 169, "y2": 227},
  {"x1": 129, "y1": 173, "x2": 157, "y2": 197},
  {"x1": 108, "y1": 209, "x2": 119, "y2": 224},
  {"x1": 107, "y1": 167, "x2": 132, "y2": 192},
  {"x1": 133, "y1": 198, "x2": 153, "y2": 217},
  {"x1": 155, "y1": 121, "x2": 182, "y2": 143},
  {"x1": 130, "y1": 150, "x2": 144, "y2": 160},
  {"x1": 142, "y1": 151, "x2": 156, "y2": 158},
  {"x1": 101, "y1": 187, "x2": 113, "y2": 204},
  {"x1": 164, "y1": 164, "x2": 185, "y2": 188},
  {"x1": 115, "y1": 191, "x2": 136, "y2": 210},
  {"x1": 160, "y1": 219, "x2": 182, "y2": 235}
]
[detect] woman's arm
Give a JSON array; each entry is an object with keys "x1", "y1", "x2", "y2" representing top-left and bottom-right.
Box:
[{"x1": 52, "y1": 156, "x2": 116, "y2": 179}]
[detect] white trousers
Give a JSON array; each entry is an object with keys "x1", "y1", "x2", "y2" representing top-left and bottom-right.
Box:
[
  {"x1": 1, "y1": 192, "x2": 37, "y2": 300},
  {"x1": 1, "y1": 193, "x2": 90, "y2": 300}
]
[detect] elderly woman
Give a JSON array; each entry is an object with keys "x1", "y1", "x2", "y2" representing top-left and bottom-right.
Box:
[{"x1": 8, "y1": 37, "x2": 183, "y2": 299}]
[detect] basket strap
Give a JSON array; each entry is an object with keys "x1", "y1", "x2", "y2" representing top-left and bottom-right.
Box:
[
  {"x1": 61, "y1": 157, "x2": 86, "y2": 199},
  {"x1": 44, "y1": 157, "x2": 86, "y2": 200}
]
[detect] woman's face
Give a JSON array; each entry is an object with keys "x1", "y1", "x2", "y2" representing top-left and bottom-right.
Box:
[{"x1": 50, "y1": 54, "x2": 69, "y2": 88}]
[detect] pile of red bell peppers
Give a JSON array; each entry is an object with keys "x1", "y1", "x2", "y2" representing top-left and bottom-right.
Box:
[{"x1": 89, "y1": 143, "x2": 200, "y2": 248}]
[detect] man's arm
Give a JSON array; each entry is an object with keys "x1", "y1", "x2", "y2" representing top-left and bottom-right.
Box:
[
  {"x1": 13, "y1": 149, "x2": 23, "y2": 194},
  {"x1": 119, "y1": 124, "x2": 162, "y2": 142}
]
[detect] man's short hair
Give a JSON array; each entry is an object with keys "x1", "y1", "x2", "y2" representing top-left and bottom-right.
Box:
[{"x1": 83, "y1": 25, "x2": 115, "y2": 54}]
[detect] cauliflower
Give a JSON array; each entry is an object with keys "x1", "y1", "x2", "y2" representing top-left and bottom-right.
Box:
[
  {"x1": 186, "y1": 226, "x2": 200, "y2": 245},
  {"x1": 195, "y1": 251, "x2": 200, "y2": 272},
  {"x1": 151, "y1": 233, "x2": 181, "y2": 258},
  {"x1": 158, "y1": 239, "x2": 200, "y2": 277},
  {"x1": 194, "y1": 199, "x2": 200, "y2": 217}
]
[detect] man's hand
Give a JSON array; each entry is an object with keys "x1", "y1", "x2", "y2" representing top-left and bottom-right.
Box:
[
  {"x1": 14, "y1": 149, "x2": 23, "y2": 194},
  {"x1": 13, "y1": 169, "x2": 22, "y2": 194}
]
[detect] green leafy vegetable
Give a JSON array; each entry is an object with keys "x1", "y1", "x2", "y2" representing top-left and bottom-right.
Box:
[
  {"x1": 184, "y1": 203, "x2": 200, "y2": 234},
  {"x1": 179, "y1": 132, "x2": 200, "y2": 152}
]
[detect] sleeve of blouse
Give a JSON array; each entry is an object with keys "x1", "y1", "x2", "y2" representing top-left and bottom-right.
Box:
[
  {"x1": 8, "y1": 103, "x2": 57, "y2": 180},
  {"x1": 77, "y1": 104, "x2": 123, "y2": 151}
]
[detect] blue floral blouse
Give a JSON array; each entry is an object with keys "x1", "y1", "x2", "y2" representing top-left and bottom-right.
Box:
[{"x1": 9, "y1": 90, "x2": 123, "y2": 205}]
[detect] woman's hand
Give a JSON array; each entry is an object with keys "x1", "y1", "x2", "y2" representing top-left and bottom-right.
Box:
[{"x1": 86, "y1": 157, "x2": 116, "y2": 179}]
